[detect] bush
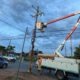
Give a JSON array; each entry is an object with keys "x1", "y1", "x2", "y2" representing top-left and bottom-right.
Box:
[
  {"x1": 24, "y1": 56, "x2": 37, "y2": 62},
  {"x1": 74, "y1": 45, "x2": 80, "y2": 59}
]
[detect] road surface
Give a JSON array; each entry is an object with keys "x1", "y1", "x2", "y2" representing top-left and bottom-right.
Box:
[{"x1": 0, "y1": 60, "x2": 79, "y2": 80}]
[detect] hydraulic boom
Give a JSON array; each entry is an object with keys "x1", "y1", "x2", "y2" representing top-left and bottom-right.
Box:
[{"x1": 36, "y1": 11, "x2": 80, "y2": 31}]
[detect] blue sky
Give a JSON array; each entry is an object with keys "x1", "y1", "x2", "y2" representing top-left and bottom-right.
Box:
[{"x1": 0, "y1": 0, "x2": 80, "y2": 56}]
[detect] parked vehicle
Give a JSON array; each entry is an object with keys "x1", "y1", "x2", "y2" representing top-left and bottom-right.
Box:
[
  {"x1": 0, "y1": 56, "x2": 8, "y2": 68},
  {"x1": 3, "y1": 56, "x2": 16, "y2": 62}
]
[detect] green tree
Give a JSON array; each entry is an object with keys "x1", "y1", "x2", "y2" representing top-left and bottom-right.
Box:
[
  {"x1": 74, "y1": 45, "x2": 80, "y2": 59},
  {"x1": 6, "y1": 45, "x2": 15, "y2": 53},
  {"x1": 0, "y1": 45, "x2": 7, "y2": 55}
]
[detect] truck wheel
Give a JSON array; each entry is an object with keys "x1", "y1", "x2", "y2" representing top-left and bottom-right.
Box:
[{"x1": 56, "y1": 70, "x2": 65, "y2": 80}]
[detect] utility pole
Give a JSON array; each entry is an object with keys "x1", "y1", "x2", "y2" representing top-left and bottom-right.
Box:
[
  {"x1": 15, "y1": 27, "x2": 28, "y2": 80},
  {"x1": 70, "y1": 36, "x2": 73, "y2": 57},
  {"x1": 8, "y1": 39, "x2": 12, "y2": 46},
  {"x1": 65, "y1": 44, "x2": 67, "y2": 57},
  {"x1": 29, "y1": 6, "x2": 43, "y2": 73},
  {"x1": 7, "y1": 39, "x2": 12, "y2": 55},
  {"x1": 79, "y1": 42, "x2": 80, "y2": 48}
]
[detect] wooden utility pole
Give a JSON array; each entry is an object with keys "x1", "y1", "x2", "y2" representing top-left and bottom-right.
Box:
[
  {"x1": 7, "y1": 39, "x2": 12, "y2": 55},
  {"x1": 70, "y1": 36, "x2": 73, "y2": 56},
  {"x1": 79, "y1": 42, "x2": 80, "y2": 48},
  {"x1": 15, "y1": 27, "x2": 28, "y2": 80},
  {"x1": 8, "y1": 39, "x2": 12, "y2": 46},
  {"x1": 29, "y1": 6, "x2": 43, "y2": 73},
  {"x1": 65, "y1": 44, "x2": 67, "y2": 57}
]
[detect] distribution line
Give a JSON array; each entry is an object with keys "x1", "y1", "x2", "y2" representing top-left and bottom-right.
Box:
[
  {"x1": 0, "y1": 18, "x2": 25, "y2": 33},
  {"x1": 0, "y1": 31, "x2": 80, "y2": 41}
]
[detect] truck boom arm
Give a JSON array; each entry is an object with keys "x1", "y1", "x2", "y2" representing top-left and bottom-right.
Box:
[
  {"x1": 36, "y1": 11, "x2": 80, "y2": 31},
  {"x1": 36, "y1": 11, "x2": 80, "y2": 57},
  {"x1": 47, "y1": 11, "x2": 80, "y2": 25},
  {"x1": 55, "y1": 17, "x2": 80, "y2": 57}
]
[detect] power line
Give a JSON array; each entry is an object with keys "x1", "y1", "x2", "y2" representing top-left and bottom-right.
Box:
[
  {"x1": 0, "y1": 31, "x2": 80, "y2": 40},
  {"x1": 0, "y1": 18, "x2": 25, "y2": 33},
  {"x1": 0, "y1": 3, "x2": 31, "y2": 33}
]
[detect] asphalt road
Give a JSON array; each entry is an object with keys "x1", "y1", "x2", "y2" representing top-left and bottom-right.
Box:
[
  {"x1": 7, "y1": 60, "x2": 29, "y2": 72},
  {"x1": 5, "y1": 61, "x2": 80, "y2": 80}
]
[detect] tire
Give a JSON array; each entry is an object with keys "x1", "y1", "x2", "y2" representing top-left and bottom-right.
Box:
[
  {"x1": 11, "y1": 59, "x2": 16, "y2": 63},
  {"x1": 3, "y1": 64, "x2": 8, "y2": 68},
  {"x1": 56, "y1": 70, "x2": 65, "y2": 80}
]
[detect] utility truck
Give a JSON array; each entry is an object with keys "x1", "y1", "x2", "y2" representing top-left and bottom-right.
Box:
[{"x1": 36, "y1": 11, "x2": 80, "y2": 80}]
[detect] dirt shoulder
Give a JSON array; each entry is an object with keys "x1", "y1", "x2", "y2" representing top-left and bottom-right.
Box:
[{"x1": 0, "y1": 69, "x2": 56, "y2": 80}]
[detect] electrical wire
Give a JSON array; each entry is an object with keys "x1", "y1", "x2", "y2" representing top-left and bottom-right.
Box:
[
  {"x1": 0, "y1": 31, "x2": 80, "y2": 41},
  {"x1": 0, "y1": 18, "x2": 25, "y2": 32}
]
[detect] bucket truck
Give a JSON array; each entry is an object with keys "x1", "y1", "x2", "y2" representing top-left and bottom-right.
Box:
[
  {"x1": 36, "y1": 11, "x2": 80, "y2": 80},
  {"x1": 36, "y1": 11, "x2": 80, "y2": 31}
]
